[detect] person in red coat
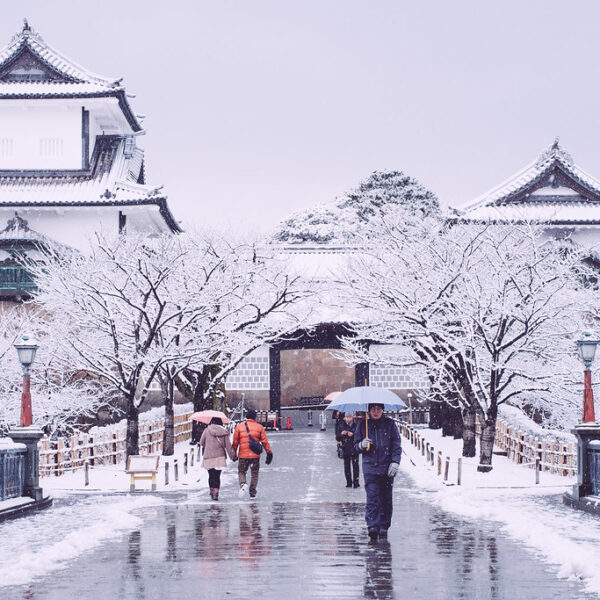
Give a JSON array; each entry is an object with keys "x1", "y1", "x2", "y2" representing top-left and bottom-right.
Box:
[{"x1": 232, "y1": 409, "x2": 273, "y2": 498}]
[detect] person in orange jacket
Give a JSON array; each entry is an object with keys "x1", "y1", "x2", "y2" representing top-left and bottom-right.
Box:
[{"x1": 232, "y1": 409, "x2": 273, "y2": 498}]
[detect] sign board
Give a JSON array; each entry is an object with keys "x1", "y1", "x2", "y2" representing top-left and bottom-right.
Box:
[{"x1": 126, "y1": 455, "x2": 159, "y2": 473}]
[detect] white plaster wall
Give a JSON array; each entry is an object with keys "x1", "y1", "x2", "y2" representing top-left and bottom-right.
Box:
[
  {"x1": 0, "y1": 205, "x2": 171, "y2": 251},
  {"x1": 0, "y1": 103, "x2": 82, "y2": 170}
]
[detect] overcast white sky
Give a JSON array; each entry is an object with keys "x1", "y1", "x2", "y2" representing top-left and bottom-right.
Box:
[{"x1": 3, "y1": 1, "x2": 600, "y2": 234}]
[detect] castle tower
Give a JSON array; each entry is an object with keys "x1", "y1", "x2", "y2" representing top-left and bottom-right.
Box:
[{"x1": 0, "y1": 21, "x2": 181, "y2": 257}]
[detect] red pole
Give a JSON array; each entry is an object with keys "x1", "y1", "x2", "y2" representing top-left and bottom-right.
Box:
[
  {"x1": 583, "y1": 368, "x2": 595, "y2": 423},
  {"x1": 20, "y1": 371, "x2": 32, "y2": 427}
]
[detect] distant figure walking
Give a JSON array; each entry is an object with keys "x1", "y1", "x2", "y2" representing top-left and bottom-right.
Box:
[
  {"x1": 336, "y1": 413, "x2": 360, "y2": 488},
  {"x1": 354, "y1": 403, "x2": 402, "y2": 542},
  {"x1": 199, "y1": 417, "x2": 237, "y2": 501},
  {"x1": 233, "y1": 409, "x2": 273, "y2": 498}
]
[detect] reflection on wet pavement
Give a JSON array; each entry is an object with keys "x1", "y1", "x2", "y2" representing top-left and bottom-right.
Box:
[{"x1": 4, "y1": 430, "x2": 598, "y2": 600}]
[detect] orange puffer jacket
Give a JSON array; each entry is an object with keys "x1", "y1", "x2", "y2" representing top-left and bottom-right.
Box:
[{"x1": 233, "y1": 419, "x2": 272, "y2": 459}]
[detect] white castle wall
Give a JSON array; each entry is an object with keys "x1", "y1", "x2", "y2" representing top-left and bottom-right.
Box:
[
  {"x1": 0, "y1": 205, "x2": 170, "y2": 251},
  {"x1": 0, "y1": 102, "x2": 82, "y2": 170}
]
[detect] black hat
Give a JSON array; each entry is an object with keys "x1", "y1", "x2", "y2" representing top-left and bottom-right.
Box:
[
  {"x1": 368, "y1": 403, "x2": 384, "y2": 411},
  {"x1": 246, "y1": 409, "x2": 257, "y2": 420}
]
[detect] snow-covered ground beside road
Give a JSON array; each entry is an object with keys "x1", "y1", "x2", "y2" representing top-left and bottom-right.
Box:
[
  {"x1": 40, "y1": 439, "x2": 218, "y2": 494},
  {"x1": 0, "y1": 494, "x2": 165, "y2": 587},
  {"x1": 0, "y1": 439, "x2": 237, "y2": 590},
  {"x1": 400, "y1": 426, "x2": 600, "y2": 597}
]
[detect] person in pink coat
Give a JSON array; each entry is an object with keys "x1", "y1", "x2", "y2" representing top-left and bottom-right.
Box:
[{"x1": 199, "y1": 417, "x2": 237, "y2": 500}]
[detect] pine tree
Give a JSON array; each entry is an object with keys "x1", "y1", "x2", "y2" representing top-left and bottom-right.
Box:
[{"x1": 273, "y1": 170, "x2": 439, "y2": 244}]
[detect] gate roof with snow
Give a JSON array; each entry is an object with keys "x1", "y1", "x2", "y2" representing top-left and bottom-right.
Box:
[{"x1": 457, "y1": 139, "x2": 600, "y2": 225}]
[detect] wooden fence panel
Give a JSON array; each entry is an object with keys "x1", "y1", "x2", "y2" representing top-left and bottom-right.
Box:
[{"x1": 39, "y1": 411, "x2": 193, "y2": 477}]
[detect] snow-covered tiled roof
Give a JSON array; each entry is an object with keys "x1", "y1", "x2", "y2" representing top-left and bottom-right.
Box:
[
  {"x1": 0, "y1": 136, "x2": 181, "y2": 232},
  {"x1": 457, "y1": 139, "x2": 600, "y2": 224},
  {"x1": 0, "y1": 211, "x2": 75, "y2": 258},
  {"x1": 0, "y1": 21, "x2": 141, "y2": 131},
  {"x1": 459, "y1": 202, "x2": 600, "y2": 224},
  {"x1": 0, "y1": 20, "x2": 118, "y2": 87},
  {"x1": 0, "y1": 212, "x2": 52, "y2": 245},
  {"x1": 0, "y1": 82, "x2": 117, "y2": 96}
]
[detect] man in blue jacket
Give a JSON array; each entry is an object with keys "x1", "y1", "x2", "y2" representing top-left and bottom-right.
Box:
[{"x1": 354, "y1": 403, "x2": 402, "y2": 542}]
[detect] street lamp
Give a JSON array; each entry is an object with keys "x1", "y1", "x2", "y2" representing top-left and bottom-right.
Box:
[
  {"x1": 407, "y1": 392, "x2": 414, "y2": 425},
  {"x1": 577, "y1": 331, "x2": 599, "y2": 423},
  {"x1": 14, "y1": 334, "x2": 38, "y2": 427}
]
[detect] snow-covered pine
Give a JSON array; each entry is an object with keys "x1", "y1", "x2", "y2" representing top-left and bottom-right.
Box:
[{"x1": 272, "y1": 170, "x2": 440, "y2": 245}]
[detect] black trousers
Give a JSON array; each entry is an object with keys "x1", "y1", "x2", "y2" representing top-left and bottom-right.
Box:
[
  {"x1": 344, "y1": 454, "x2": 360, "y2": 485},
  {"x1": 364, "y1": 472, "x2": 393, "y2": 532},
  {"x1": 208, "y1": 468, "x2": 222, "y2": 489}
]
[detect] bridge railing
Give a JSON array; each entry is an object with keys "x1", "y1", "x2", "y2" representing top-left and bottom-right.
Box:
[{"x1": 0, "y1": 443, "x2": 26, "y2": 500}]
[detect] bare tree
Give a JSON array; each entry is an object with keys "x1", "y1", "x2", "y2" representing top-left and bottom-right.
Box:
[
  {"x1": 172, "y1": 236, "x2": 311, "y2": 443},
  {"x1": 340, "y1": 213, "x2": 585, "y2": 469},
  {"x1": 31, "y1": 233, "x2": 196, "y2": 456}
]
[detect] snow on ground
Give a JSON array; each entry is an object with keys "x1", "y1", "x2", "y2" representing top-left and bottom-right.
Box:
[
  {"x1": 401, "y1": 426, "x2": 600, "y2": 597},
  {"x1": 0, "y1": 439, "x2": 238, "y2": 589},
  {"x1": 41, "y1": 439, "x2": 215, "y2": 494},
  {"x1": 0, "y1": 494, "x2": 165, "y2": 587}
]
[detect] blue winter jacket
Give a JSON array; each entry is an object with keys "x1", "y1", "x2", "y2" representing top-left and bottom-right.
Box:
[{"x1": 354, "y1": 415, "x2": 402, "y2": 475}]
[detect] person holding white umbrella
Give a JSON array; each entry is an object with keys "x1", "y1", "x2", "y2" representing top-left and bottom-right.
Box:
[
  {"x1": 354, "y1": 402, "x2": 402, "y2": 542},
  {"x1": 326, "y1": 387, "x2": 405, "y2": 542}
]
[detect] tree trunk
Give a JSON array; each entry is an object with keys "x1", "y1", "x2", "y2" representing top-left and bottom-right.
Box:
[
  {"x1": 429, "y1": 401, "x2": 443, "y2": 429},
  {"x1": 442, "y1": 403, "x2": 456, "y2": 437},
  {"x1": 163, "y1": 375, "x2": 175, "y2": 456},
  {"x1": 191, "y1": 368, "x2": 210, "y2": 444},
  {"x1": 462, "y1": 405, "x2": 476, "y2": 458},
  {"x1": 478, "y1": 406, "x2": 497, "y2": 472},
  {"x1": 126, "y1": 396, "x2": 139, "y2": 458},
  {"x1": 452, "y1": 407, "x2": 463, "y2": 440}
]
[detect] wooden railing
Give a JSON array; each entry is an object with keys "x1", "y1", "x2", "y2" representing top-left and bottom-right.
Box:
[
  {"x1": 39, "y1": 412, "x2": 193, "y2": 477},
  {"x1": 399, "y1": 421, "x2": 462, "y2": 485},
  {"x1": 399, "y1": 414, "x2": 576, "y2": 485},
  {"x1": 493, "y1": 418, "x2": 575, "y2": 477}
]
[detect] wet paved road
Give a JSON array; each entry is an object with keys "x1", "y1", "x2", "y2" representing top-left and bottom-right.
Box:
[{"x1": 4, "y1": 429, "x2": 597, "y2": 600}]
